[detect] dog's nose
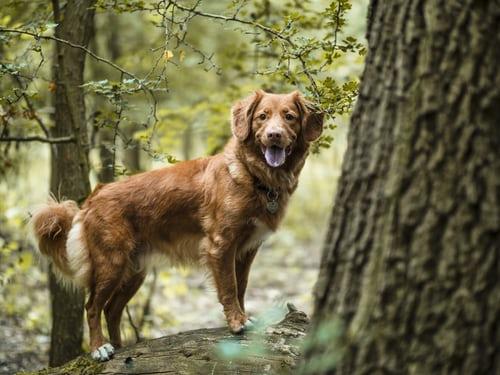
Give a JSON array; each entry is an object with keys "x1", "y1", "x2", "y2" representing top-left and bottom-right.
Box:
[{"x1": 267, "y1": 131, "x2": 282, "y2": 140}]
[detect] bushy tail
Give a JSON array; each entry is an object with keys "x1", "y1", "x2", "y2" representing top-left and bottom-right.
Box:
[{"x1": 30, "y1": 199, "x2": 82, "y2": 283}]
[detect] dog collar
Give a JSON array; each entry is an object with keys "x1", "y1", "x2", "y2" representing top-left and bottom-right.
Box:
[{"x1": 255, "y1": 180, "x2": 280, "y2": 214}]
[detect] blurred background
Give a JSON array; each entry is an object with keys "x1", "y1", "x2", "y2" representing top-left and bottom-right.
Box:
[{"x1": 0, "y1": 0, "x2": 367, "y2": 372}]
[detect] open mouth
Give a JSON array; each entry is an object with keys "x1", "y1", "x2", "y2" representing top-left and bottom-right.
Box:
[{"x1": 261, "y1": 145, "x2": 291, "y2": 167}]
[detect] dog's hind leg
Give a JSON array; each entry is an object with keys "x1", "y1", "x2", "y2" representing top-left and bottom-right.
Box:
[
  {"x1": 104, "y1": 271, "x2": 146, "y2": 348},
  {"x1": 86, "y1": 252, "x2": 128, "y2": 362}
]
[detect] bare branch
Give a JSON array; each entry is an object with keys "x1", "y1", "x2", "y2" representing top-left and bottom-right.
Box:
[
  {"x1": 298, "y1": 56, "x2": 320, "y2": 99},
  {"x1": 138, "y1": 269, "x2": 158, "y2": 332},
  {"x1": 166, "y1": 0, "x2": 294, "y2": 46},
  {"x1": 0, "y1": 135, "x2": 75, "y2": 144},
  {"x1": 125, "y1": 305, "x2": 142, "y2": 343}
]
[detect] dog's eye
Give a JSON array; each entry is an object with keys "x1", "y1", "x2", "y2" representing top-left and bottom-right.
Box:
[
  {"x1": 258, "y1": 113, "x2": 267, "y2": 120},
  {"x1": 285, "y1": 113, "x2": 295, "y2": 121}
]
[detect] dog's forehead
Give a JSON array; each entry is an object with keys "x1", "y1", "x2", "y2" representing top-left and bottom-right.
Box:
[{"x1": 257, "y1": 92, "x2": 296, "y2": 111}]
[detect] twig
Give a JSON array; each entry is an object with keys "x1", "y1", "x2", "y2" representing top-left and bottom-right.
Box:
[
  {"x1": 319, "y1": 0, "x2": 342, "y2": 71},
  {"x1": 2, "y1": 27, "x2": 157, "y2": 111},
  {"x1": 0, "y1": 135, "x2": 75, "y2": 143},
  {"x1": 298, "y1": 55, "x2": 320, "y2": 99},
  {"x1": 166, "y1": 0, "x2": 294, "y2": 46},
  {"x1": 11, "y1": 75, "x2": 50, "y2": 137},
  {"x1": 125, "y1": 305, "x2": 142, "y2": 343},
  {"x1": 0, "y1": 28, "x2": 140, "y2": 82},
  {"x1": 139, "y1": 269, "x2": 158, "y2": 332},
  {"x1": 165, "y1": 0, "x2": 323, "y2": 99},
  {"x1": 0, "y1": 26, "x2": 161, "y2": 132},
  {"x1": 0, "y1": 135, "x2": 74, "y2": 144}
]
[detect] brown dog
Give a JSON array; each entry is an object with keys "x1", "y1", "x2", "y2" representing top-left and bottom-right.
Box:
[{"x1": 31, "y1": 90, "x2": 323, "y2": 361}]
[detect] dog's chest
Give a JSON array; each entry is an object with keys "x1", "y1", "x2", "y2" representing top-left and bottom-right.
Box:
[{"x1": 240, "y1": 219, "x2": 273, "y2": 254}]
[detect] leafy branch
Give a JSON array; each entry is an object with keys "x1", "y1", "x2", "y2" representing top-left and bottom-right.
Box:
[
  {"x1": 0, "y1": 26, "x2": 161, "y2": 146},
  {"x1": 0, "y1": 28, "x2": 139, "y2": 82},
  {"x1": 164, "y1": 0, "x2": 321, "y2": 97},
  {"x1": 166, "y1": 0, "x2": 293, "y2": 44},
  {"x1": 0, "y1": 26, "x2": 161, "y2": 117}
]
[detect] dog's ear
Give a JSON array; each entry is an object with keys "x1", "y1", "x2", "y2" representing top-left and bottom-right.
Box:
[
  {"x1": 293, "y1": 91, "x2": 324, "y2": 142},
  {"x1": 231, "y1": 90, "x2": 264, "y2": 141}
]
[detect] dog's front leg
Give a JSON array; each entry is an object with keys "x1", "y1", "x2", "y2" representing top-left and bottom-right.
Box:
[
  {"x1": 236, "y1": 248, "x2": 258, "y2": 312},
  {"x1": 205, "y1": 237, "x2": 247, "y2": 333}
]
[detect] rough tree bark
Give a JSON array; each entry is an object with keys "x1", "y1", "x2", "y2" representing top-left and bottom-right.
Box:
[
  {"x1": 48, "y1": 0, "x2": 95, "y2": 367},
  {"x1": 30, "y1": 307, "x2": 308, "y2": 375},
  {"x1": 305, "y1": 1, "x2": 500, "y2": 374}
]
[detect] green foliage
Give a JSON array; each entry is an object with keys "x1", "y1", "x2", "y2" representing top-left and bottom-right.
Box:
[
  {"x1": 1, "y1": 0, "x2": 364, "y2": 165},
  {"x1": 82, "y1": 79, "x2": 139, "y2": 105}
]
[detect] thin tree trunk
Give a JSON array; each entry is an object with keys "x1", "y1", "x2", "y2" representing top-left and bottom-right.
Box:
[
  {"x1": 48, "y1": 0, "x2": 95, "y2": 367},
  {"x1": 96, "y1": 12, "x2": 120, "y2": 183},
  {"x1": 305, "y1": 1, "x2": 500, "y2": 374},
  {"x1": 122, "y1": 135, "x2": 141, "y2": 173},
  {"x1": 97, "y1": 138, "x2": 115, "y2": 182},
  {"x1": 182, "y1": 121, "x2": 193, "y2": 161}
]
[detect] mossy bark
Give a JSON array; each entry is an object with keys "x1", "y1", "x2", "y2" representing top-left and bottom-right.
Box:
[
  {"x1": 25, "y1": 308, "x2": 309, "y2": 375},
  {"x1": 305, "y1": 1, "x2": 500, "y2": 374},
  {"x1": 48, "y1": 0, "x2": 95, "y2": 367}
]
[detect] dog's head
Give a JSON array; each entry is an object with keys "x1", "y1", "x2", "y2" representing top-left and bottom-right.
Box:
[{"x1": 231, "y1": 90, "x2": 324, "y2": 168}]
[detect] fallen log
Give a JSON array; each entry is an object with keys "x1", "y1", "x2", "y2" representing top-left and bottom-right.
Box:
[{"x1": 25, "y1": 305, "x2": 309, "y2": 375}]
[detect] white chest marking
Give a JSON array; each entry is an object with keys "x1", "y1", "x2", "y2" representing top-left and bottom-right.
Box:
[{"x1": 241, "y1": 219, "x2": 273, "y2": 255}]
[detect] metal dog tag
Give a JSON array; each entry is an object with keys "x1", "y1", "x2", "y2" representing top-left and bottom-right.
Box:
[{"x1": 266, "y1": 200, "x2": 279, "y2": 214}]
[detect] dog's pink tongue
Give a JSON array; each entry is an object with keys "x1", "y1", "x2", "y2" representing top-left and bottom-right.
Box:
[{"x1": 264, "y1": 146, "x2": 286, "y2": 167}]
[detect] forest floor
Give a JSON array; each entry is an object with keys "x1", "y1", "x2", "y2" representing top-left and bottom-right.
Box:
[{"x1": 0, "y1": 242, "x2": 320, "y2": 374}]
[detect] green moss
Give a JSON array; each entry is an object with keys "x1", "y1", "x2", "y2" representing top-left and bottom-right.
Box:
[{"x1": 17, "y1": 356, "x2": 105, "y2": 375}]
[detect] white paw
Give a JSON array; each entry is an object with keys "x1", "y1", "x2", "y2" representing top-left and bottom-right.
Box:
[{"x1": 91, "y1": 343, "x2": 115, "y2": 362}]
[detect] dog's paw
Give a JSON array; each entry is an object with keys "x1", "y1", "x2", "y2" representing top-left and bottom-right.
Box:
[
  {"x1": 91, "y1": 343, "x2": 115, "y2": 362},
  {"x1": 229, "y1": 316, "x2": 257, "y2": 334},
  {"x1": 229, "y1": 321, "x2": 245, "y2": 334},
  {"x1": 228, "y1": 315, "x2": 247, "y2": 334}
]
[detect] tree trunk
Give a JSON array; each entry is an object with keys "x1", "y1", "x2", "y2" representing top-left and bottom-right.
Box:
[
  {"x1": 305, "y1": 1, "x2": 500, "y2": 374},
  {"x1": 32, "y1": 307, "x2": 308, "y2": 375},
  {"x1": 122, "y1": 135, "x2": 141, "y2": 173},
  {"x1": 48, "y1": 0, "x2": 95, "y2": 367},
  {"x1": 97, "y1": 133, "x2": 115, "y2": 183},
  {"x1": 182, "y1": 121, "x2": 193, "y2": 161},
  {"x1": 96, "y1": 12, "x2": 120, "y2": 183}
]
